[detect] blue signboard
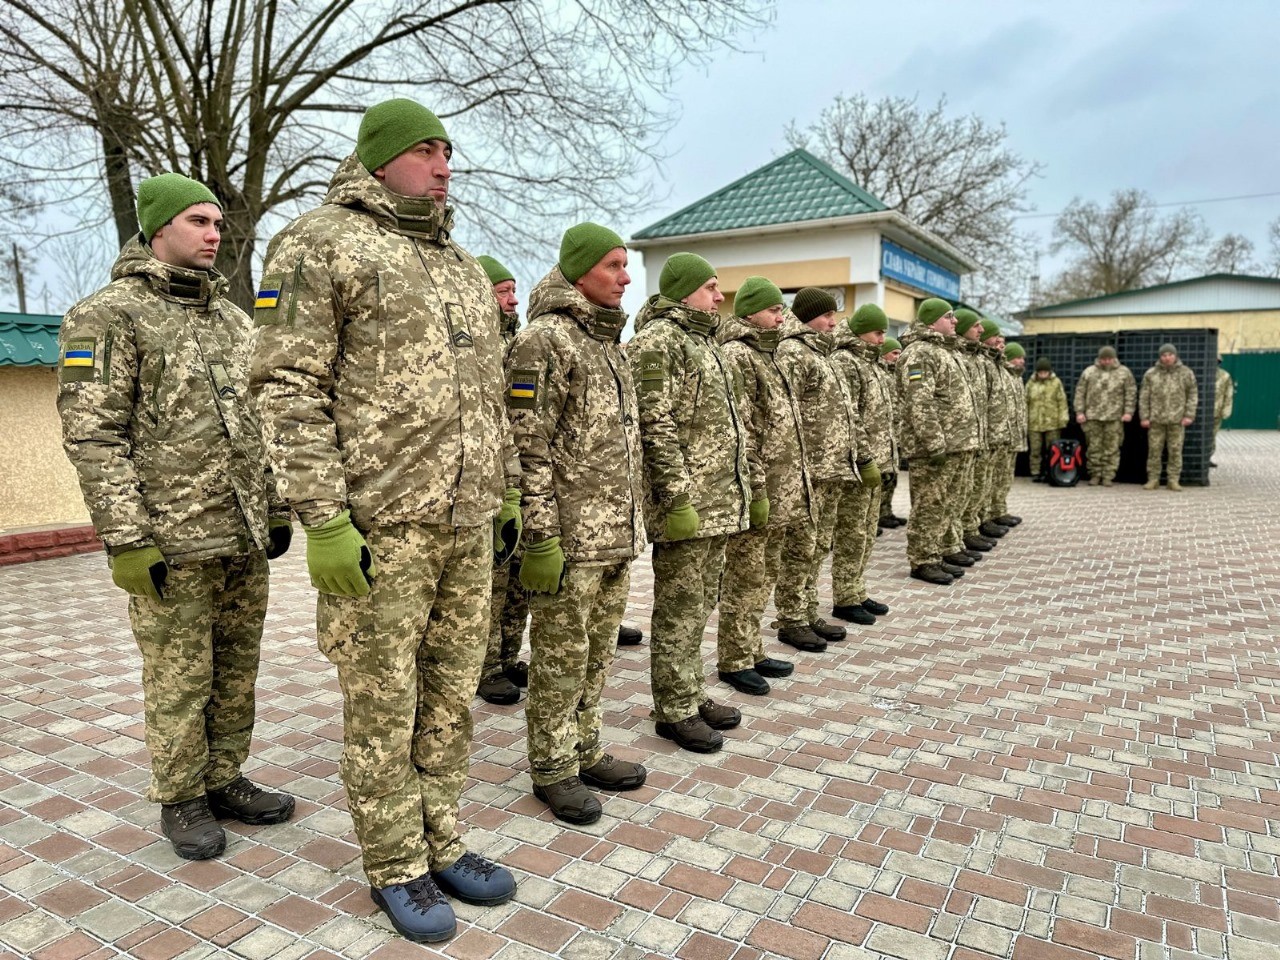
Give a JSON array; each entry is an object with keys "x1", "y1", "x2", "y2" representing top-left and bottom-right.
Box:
[{"x1": 880, "y1": 239, "x2": 961, "y2": 300}]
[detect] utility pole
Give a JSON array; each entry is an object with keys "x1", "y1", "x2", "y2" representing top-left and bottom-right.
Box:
[{"x1": 11, "y1": 242, "x2": 25, "y2": 313}]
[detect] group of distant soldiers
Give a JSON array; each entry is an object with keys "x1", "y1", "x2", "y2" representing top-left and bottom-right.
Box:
[{"x1": 52, "y1": 95, "x2": 1230, "y2": 946}]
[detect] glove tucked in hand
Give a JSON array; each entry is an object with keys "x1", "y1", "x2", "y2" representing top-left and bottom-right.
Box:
[
  {"x1": 928, "y1": 452, "x2": 947, "y2": 468},
  {"x1": 265, "y1": 518, "x2": 293, "y2": 560},
  {"x1": 519, "y1": 536, "x2": 565, "y2": 594},
  {"x1": 111, "y1": 545, "x2": 169, "y2": 603},
  {"x1": 858, "y1": 461, "x2": 881, "y2": 489},
  {"x1": 494, "y1": 487, "x2": 523, "y2": 563},
  {"x1": 304, "y1": 510, "x2": 375, "y2": 597},
  {"x1": 665, "y1": 501, "x2": 700, "y2": 541},
  {"x1": 749, "y1": 498, "x2": 770, "y2": 529}
]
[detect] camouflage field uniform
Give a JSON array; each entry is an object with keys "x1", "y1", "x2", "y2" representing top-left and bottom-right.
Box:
[
  {"x1": 896, "y1": 325, "x2": 979, "y2": 568},
  {"x1": 880, "y1": 359, "x2": 903, "y2": 522},
  {"x1": 774, "y1": 317, "x2": 858, "y2": 625},
  {"x1": 483, "y1": 311, "x2": 528, "y2": 688},
  {"x1": 716, "y1": 315, "x2": 810, "y2": 672},
  {"x1": 506, "y1": 270, "x2": 645, "y2": 785},
  {"x1": 58, "y1": 239, "x2": 281, "y2": 805},
  {"x1": 630, "y1": 296, "x2": 749, "y2": 722},
  {"x1": 1213, "y1": 366, "x2": 1234, "y2": 456},
  {"x1": 1140, "y1": 360, "x2": 1198, "y2": 484},
  {"x1": 249, "y1": 154, "x2": 518, "y2": 888},
  {"x1": 829, "y1": 330, "x2": 894, "y2": 606},
  {"x1": 1025, "y1": 373, "x2": 1068, "y2": 475},
  {"x1": 989, "y1": 359, "x2": 1026, "y2": 519},
  {"x1": 952, "y1": 339, "x2": 992, "y2": 552},
  {"x1": 1075, "y1": 361, "x2": 1137, "y2": 483}
]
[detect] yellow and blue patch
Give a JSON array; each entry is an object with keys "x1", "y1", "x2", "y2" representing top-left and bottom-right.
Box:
[
  {"x1": 62, "y1": 341, "x2": 95, "y2": 367},
  {"x1": 907, "y1": 365, "x2": 924, "y2": 383},
  {"x1": 59, "y1": 338, "x2": 98, "y2": 383},
  {"x1": 507, "y1": 369, "x2": 539, "y2": 410},
  {"x1": 254, "y1": 287, "x2": 280, "y2": 309}
]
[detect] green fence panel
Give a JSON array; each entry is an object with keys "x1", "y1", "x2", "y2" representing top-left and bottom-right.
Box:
[{"x1": 1220, "y1": 351, "x2": 1280, "y2": 430}]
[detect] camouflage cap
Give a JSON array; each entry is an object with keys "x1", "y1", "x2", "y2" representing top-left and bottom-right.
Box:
[
  {"x1": 136, "y1": 173, "x2": 220, "y2": 241},
  {"x1": 849, "y1": 303, "x2": 888, "y2": 334},
  {"x1": 880, "y1": 336, "x2": 902, "y2": 356},
  {"x1": 476, "y1": 255, "x2": 514, "y2": 287},
  {"x1": 917, "y1": 298, "x2": 953, "y2": 325},
  {"x1": 357, "y1": 99, "x2": 450, "y2": 172}
]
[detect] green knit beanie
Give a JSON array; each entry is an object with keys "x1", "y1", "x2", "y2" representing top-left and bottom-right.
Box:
[
  {"x1": 1159, "y1": 343, "x2": 1177, "y2": 356},
  {"x1": 734, "y1": 276, "x2": 784, "y2": 318},
  {"x1": 980, "y1": 318, "x2": 1002, "y2": 341},
  {"x1": 659, "y1": 253, "x2": 716, "y2": 301},
  {"x1": 880, "y1": 337, "x2": 902, "y2": 356},
  {"x1": 1098, "y1": 345, "x2": 1118, "y2": 360},
  {"x1": 849, "y1": 303, "x2": 888, "y2": 335},
  {"x1": 136, "y1": 173, "x2": 220, "y2": 242},
  {"x1": 917, "y1": 298, "x2": 953, "y2": 325},
  {"x1": 953, "y1": 308, "x2": 982, "y2": 335},
  {"x1": 357, "y1": 99, "x2": 450, "y2": 173},
  {"x1": 1004, "y1": 342, "x2": 1026, "y2": 360},
  {"x1": 559, "y1": 222, "x2": 625, "y2": 283},
  {"x1": 1035, "y1": 357, "x2": 1052, "y2": 372},
  {"x1": 476, "y1": 255, "x2": 513, "y2": 287},
  {"x1": 792, "y1": 287, "x2": 838, "y2": 324}
]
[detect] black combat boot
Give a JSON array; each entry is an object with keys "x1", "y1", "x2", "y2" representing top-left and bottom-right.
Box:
[
  {"x1": 910, "y1": 564, "x2": 954, "y2": 585},
  {"x1": 832, "y1": 604, "x2": 876, "y2": 625},
  {"x1": 161, "y1": 795, "x2": 226, "y2": 860},
  {"x1": 943, "y1": 552, "x2": 975, "y2": 567}
]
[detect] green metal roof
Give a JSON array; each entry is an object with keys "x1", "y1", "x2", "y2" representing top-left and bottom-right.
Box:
[
  {"x1": 0, "y1": 312, "x2": 62, "y2": 367},
  {"x1": 632, "y1": 149, "x2": 889, "y2": 241}
]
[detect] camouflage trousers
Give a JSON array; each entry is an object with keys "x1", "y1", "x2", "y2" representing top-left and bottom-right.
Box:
[
  {"x1": 1028, "y1": 429, "x2": 1061, "y2": 476},
  {"x1": 130, "y1": 552, "x2": 269, "y2": 805},
  {"x1": 1147, "y1": 423, "x2": 1186, "y2": 483},
  {"x1": 879, "y1": 470, "x2": 899, "y2": 520},
  {"x1": 650, "y1": 536, "x2": 726, "y2": 723},
  {"x1": 716, "y1": 527, "x2": 771, "y2": 672},
  {"x1": 961, "y1": 450, "x2": 994, "y2": 541},
  {"x1": 832, "y1": 480, "x2": 880, "y2": 606},
  {"x1": 526, "y1": 560, "x2": 630, "y2": 786},
  {"x1": 482, "y1": 558, "x2": 528, "y2": 681},
  {"x1": 1212, "y1": 418, "x2": 1223, "y2": 456},
  {"x1": 774, "y1": 479, "x2": 842, "y2": 627},
  {"x1": 318, "y1": 522, "x2": 489, "y2": 887},
  {"x1": 1082, "y1": 420, "x2": 1123, "y2": 483},
  {"x1": 988, "y1": 446, "x2": 1015, "y2": 519},
  {"x1": 907, "y1": 454, "x2": 965, "y2": 568},
  {"x1": 945, "y1": 452, "x2": 978, "y2": 554}
]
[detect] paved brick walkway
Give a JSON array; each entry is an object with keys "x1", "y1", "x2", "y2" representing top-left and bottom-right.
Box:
[{"x1": 2, "y1": 431, "x2": 1278, "y2": 960}]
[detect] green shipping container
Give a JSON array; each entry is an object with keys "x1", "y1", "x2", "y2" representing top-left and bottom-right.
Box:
[{"x1": 1219, "y1": 351, "x2": 1280, "y2": 430}]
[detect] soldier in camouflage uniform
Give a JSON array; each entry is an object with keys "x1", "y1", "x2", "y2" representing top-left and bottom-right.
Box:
[
  {"x1": 994, "y1": 343, "x2": 1029, "y2": 522},
  {"x1": 897, "y1": 299, "x2": 979, "y2": 585},
  {"x1": 828, "y1": 304, "x2": 893, "y2": 624},
  {"x1": 631, "y1": 254, "x2": 750, "y2": 753},
  {"x1": 773, "y1": 287, "x2": 857, "y2": 649},
  {"x1": 504, "y1": 223, "x2": 648, "y2": 823},
  {"x1": 475, "y1": 255, "x2": 529, "y2": 706},
  {"x1": 1139, "y1": 343, "x2": 1198, "y2": 491},
  {"x1": 58, "y1": 174, "x2": 296, "y2": 862},
  {"x1": 1212, "y1": 361, "x2": 1234, "y2": 465},
  {"x1": 1075, "y1": 346, "x2": 1136, "y2": 487},
  {"x1": 1025, "y1": 357, "x2": 1068, "y2": 480},
  {"x1": 945, "y1": 309, "x2": 992, "y2": 568},
  {"x1": 878, "y1": 337, "x2": 906, "y2": 529},
  {"x1": 249, "y1": 100, "x2": 517, "y2": 943},
  {"x1": 983, "y1": 322, "x2": 1022, "y2": 529},
  {"x1": 716, "y1": 274, "x2": 809, "y2": 697}
]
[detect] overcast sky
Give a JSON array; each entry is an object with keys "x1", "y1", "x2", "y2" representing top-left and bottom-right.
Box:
[{"x1": 606, "y1": 0, "x2": 1280, "y2": 317}]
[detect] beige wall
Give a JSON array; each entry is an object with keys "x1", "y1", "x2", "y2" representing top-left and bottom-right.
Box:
[
  {"x1": 883, "y1": 286, "x2": 918, "y2": 326},
  {"x1": 0, "y1": 368, "x2": 91, "y2": 531},
  {"x1": 718, "y1": 258, "x2": 852, "y2": 296},
  {"x1": 1020, "y1": 310, "x2": 1280, "y2": 352}
]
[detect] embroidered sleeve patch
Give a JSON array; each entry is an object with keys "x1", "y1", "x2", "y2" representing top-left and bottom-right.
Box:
[
  {"x1": 254, "y1": 260, "x2": 303, "y2": 327},
  {"x1": 507, "y1": 368, "x2": 539, "y2": 410},
  {"x1": 907, "y1": 365, "x2": 924, "y2": 384},
  {"x1": 637, "y1": 350, "x2": 665, "y2": 393},
  {"x1": 59, "y1": 338, "x2": 98, "y2": 383}
]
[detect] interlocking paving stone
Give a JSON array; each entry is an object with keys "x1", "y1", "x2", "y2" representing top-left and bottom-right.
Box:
[{"x1": 1, "y1": 430, "x2": 1278, "y2": 958}]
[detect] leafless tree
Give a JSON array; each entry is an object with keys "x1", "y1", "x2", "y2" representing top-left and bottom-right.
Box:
[
  {"x1": 1266, "y1": 216, "x2": 1280, "y2": 278},
  {"x1": 1042, "y1": 189, "x2": 1209, "y2": 302},
  {"x1": 0, "y1": 0, "x2": 770, "y2": 308},
  {"x1": 786, "y1": 93, "x2": 1043, "y2": 315},
  {"x1": 1203, "y1": 232, "x2": 1259, "y2": 276}
]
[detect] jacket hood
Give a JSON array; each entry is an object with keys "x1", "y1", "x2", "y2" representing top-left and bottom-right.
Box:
[
  {"x1": 780, "y1": 315, "x2": 833, "y2": 353},
  {"x1": 899, "y1": 324, "x2": 946, "y2": 348},
  {"x1": 323, "y1": 152, "x2": 456, "y2": 242},
  {"x1": 718, "y1": 313, "x2": 780, "y2": 351},
  {"x1": 837, "y1": 329, "x2": 882, "y2": 362},
  {"x1": 527, "y1": 266, "x2": 628, "y2": 342},
  {"x1": 111, "y1": 236, "x2": 228, "y2": 306},
  {"x1": 634, "y1": 294, "x2": 719, "y2": 338}
]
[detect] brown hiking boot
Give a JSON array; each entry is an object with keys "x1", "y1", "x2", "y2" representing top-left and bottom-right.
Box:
[
  {"x1": 579, "y1": 754, "x2": 647, "y2": 791},
  {"x1": 656, "y1": 716, "x2": 723, "y2": 753},
  {"x1": 777, "y1": 624, "x2": 826, "y2": 652},
  {"x1": 698, "y1": 698, "x2": 742, "y2": 730},
  {"x1": 532, "y1": 776, "x2": 601, "y2": 824},
  {"x1": 809, "y1": 619, "x2": 846, "y2": 642},
  {"x1": 208, "y1": 777, "x2": 296, "y2": 826},
  {"x1": 161, "y1": 795, "x2": 226, "y2": 860}
]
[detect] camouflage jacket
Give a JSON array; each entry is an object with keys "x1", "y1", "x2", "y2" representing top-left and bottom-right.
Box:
[
  {"x1": 957, "y1": 340, "x2": 992, "y2": 448},
  {"x1": 775, "y1": 317, "x2": 858, "y2": 481},
  {"x1": 505, "y1": 268, "x2": 646, "y2": 563},
  {"x1": 1214, "y1": 367, "x2": 1234, "y2": 420},
  {"x1": 885, "y1": 359, "x2": 903, "y2": 456},
  {"x1": 982, "y1": 344, "x2": 1017, "y2": 448},
  {"x1": 1074, "y1": 362, "x2": 1137, "y2": 422},
  {"x1": 1025, "y1": 374, "x2": 1068, "y2": 432},
  {"x1": 1005, "y1": 363, "x2": 1029, "y2": 451},
  {"x1": 718, "y1": 315, "x2": 811, "y2": 525},
  {"x1": 499, "y1": 311, "x2": 520, "y2": 346},
  {"x1": 1140, "y1": 361, "x2": 1198, "y2": 424},
  {"x1": 830, "y1": 330, "x2": 896, "y2": 471},
  {"x1": 58, "y1": 239, "x2": 280, "y2": 563},
  {"x1": 629, "y1": 296, "x2": 750, "y2": 541},
  {"x1": 249, "y1": 154, "x2": 518, "y2": 531},
  {"x1": 896, "y1": 325, "x2": 980, "y2": 459}
]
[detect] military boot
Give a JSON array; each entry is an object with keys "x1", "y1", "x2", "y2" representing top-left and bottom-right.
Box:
[
  {"x1": 754, "y1": 657, "x2": 794, "y2": 678},
  {"x1": 810, "y1": 619, "x2": 847, "y2": 642},
  {"x1": 371, "y1": 875, "x2": 456, "y2": 943},
  {"x1": 777, "y1": 624, "x2": 826, "y2": 652},
  {"x1": 477, "y1": 674, "x2": 520, "y2": 705},
  {"x1": 1142, "y1": 478, "x2": 1159, "y2": 490},
  {"x1": 1168, "y1": 479, "x2": 1183, "y2": 492},
  {"x1": 207, "y1": 777, "x2": 295, "y2": 825},
  {"x1": 832, "y1": 603, "x2": 875, "y2": 625},
  {"x1": 617, "y1": 625, "x2": 644, "y2": 646},
  {"x1": 963, "y1": 549, "x2": 984, "y2": 561},
  {"x1": 161, "y1": 795, "x2": 226, "y2": 860},
  {"x1": 656, "y1": 715, "x2": 722, "y2": 753},
  {"x1": 910, "y1": 564, "x2": 954, "y2": 585},
  {"x1": 964, "y1": 535, "x2": 993, "y2": 552},
  {"x1": 943, "y1": 552, "x2": 975, "y2": 567},
  {"x1": 979, "y1": 521, "x2": 1008, "y2": 538},
  {"x1": 699, "y1": 698, "x2": 742, "y2": 730},
  {"x1": 996, "y1": 515, "x2": 1022, "y2": 526},
  {"x1": 579, "y1": 754, "x2": 647, "y2": 791},
  {"x1": 862, "y1": 598, "x2": 889, "y2": 616},
  {"x1": 503, "y1": 661, "x2": 529, "y2": 687},
  {"x1": 432, "y1": 852, "x2": 517, "y2": 906},
  {"x1": 718, "y1": 668, "x2": 770, "y2": 696},
  {"x1": 533, "y1": 777, "x2": 602, "y2": 825},
  {"x1": 939, "y1": 561, "x2": 965, "y2": 578}
]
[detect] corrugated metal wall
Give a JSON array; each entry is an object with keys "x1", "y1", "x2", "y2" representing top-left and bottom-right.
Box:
[{"x1": 1220, "y1": 351, "x2": 1280, "y2": 430}]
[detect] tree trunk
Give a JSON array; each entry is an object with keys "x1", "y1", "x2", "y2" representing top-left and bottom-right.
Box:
[{"x1": 99, "y1": 116, "x2": 138, "y2": 249}]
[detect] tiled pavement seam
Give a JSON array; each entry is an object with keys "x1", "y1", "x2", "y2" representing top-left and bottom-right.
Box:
[{"x1": 0, "y1": 431, "x2": 1278, "y2": 960}]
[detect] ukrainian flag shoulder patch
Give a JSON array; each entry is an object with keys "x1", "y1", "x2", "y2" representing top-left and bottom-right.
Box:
[
  {"x1": 907, "y1": 365, "x2": 924, "y2": 383},
  {"x1": 507, "y1": 368, "x2": 539, "y2": 410},
  {"x1": 254, "y1": 268, "x2": 293, "y2": 326},
  {"x1": 62, "y1": 339, "x2": 95, "y2": 367}
]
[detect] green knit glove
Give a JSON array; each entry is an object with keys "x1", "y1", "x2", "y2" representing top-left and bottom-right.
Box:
[
  {"x1": 304, "y1": 510, "x2": 375, "y2": 597},
  {"x1": 749, "y1": 498, "x2": 770, "y2": 529},
  {"x1": 519, "y1": 536, "x2": 565, "y2": 594},
  {"x1": 928, "y1": 453, "x2": 947, "y2": 468},
  {"x1": 265, "y1": 518, "x2": 293, "y2": 559},
  {"x1": 665, "y1": 502, "x2": 700, "y2": 541},
  {"x1": 494, "y1": 487, "x2": 522, "y2": 563},
  {"x1": 110, "y1": 546, "x2": 169, "y2": 603},
  {"x1": 858, "y1": 461, "x2": 881, "y2": 489}
]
